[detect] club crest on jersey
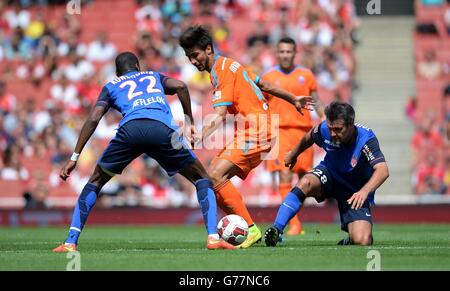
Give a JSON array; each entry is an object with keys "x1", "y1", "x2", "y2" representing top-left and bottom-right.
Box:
[
  {"x1": 212, "y1": 91, "x2": 222, "y2": 101},
  {"x1": 298, "y1": 76, "x2": 305, "y2": 84},
  {"x1": 351, "y1": 156, "x2": 358, "y2": 168}
]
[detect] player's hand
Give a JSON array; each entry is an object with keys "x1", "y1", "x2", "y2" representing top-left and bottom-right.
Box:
[
  {"x1": 284, "y1": 150, "x2": 298, "y2": 170},
  {"x1": 293, "y1": 96, "x2": 315, "y2": 115},
  {"x1": 185, "y1": 124, "x2": 197, "y2": 148},
  {"x1": 347, "y1": 190, "x2": 369, "y2": 210},
  {"x1": 60, "y1": 160, "x2": 77, "y2": 181},
  {"x1": 192, "y1": 132, "x2": 202, "y2": 149}
]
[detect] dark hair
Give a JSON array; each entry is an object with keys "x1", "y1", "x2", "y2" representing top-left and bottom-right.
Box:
[
  {"x1": 179, "y1": 25, "x2": 214, "y2": 52},
  {"x1": 324, "y1": 101, "x2": 355, "y2": 126},
  {"x1": 278, "y1": 37, "x2": 296, "y2": 51},
  {"x1": 115, "y1": 52, "x2": 139, "y2": 76}
]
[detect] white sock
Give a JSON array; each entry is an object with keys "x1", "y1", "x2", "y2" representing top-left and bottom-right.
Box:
[{"x1": 208, "y1": 234, "x2": 220, "y2": 240}]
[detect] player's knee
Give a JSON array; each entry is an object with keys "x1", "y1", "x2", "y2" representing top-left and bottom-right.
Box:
[
  {"x1": 352, "y1": 234, "x2": 373, "y2": 246},
  {"x1": 297, "y1": 177, "x2": 313, "y2": 194},
  {"x1": 209, "y1": 168, "x2": 227, "y2": 186}
]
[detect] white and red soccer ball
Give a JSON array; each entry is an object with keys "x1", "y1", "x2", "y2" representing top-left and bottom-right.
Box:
[{"x1": 217, "y1": 214, "x2": 249, "y2": 246}]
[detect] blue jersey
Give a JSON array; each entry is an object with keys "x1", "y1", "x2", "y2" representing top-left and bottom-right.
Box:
[
  {"x1": 96, "y1": 71, "x2": 177, "y2": 129},
  {"x1": 312, "y1": 121, "x2": 386, "y2": 199}
]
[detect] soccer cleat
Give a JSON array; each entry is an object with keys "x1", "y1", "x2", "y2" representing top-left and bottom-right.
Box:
[
  {"x1": 206, "y1": 237, "x2": 236, "y2": 250},
  {"x1": 52, "y1": 243, "x2": 77, "y2": 253},
  {"x1": 337, "y1": 237, "x2": 352, "y2": 245},
  {"x1": 238, "y1": 225, "x2": 262, "y2": 249},
  {"x1": 264, "y1": 226, "x2": 283, "y2": 247}
]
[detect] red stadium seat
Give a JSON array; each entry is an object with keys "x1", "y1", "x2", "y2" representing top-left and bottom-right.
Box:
[{"x1": 0, "y1": 180, "x2": 26, "y2": 209}]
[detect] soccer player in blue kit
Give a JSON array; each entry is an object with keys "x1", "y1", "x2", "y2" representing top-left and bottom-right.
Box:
[
  {"x1": 53, "y1": 52, "x2": 235, "y2": 252},
  {"x1": 264, "y1": 101, "x2": 389, "y2": 246}
]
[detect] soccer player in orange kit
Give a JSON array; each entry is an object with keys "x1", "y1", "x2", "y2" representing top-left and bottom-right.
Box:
[
  {"x1": 261, "y1": 37, "x2": 324, "y2": 235},
  {"x1": 179, "y1": 26, "x2": 315, "y2": 248}
]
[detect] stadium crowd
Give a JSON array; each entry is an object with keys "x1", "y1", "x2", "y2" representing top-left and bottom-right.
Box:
[
  {"x1": 409, "y1": 0, "x2": 450, "y2": 196},
  {"x1": 0, "y1": 0, "x2": 358, "y2": 209}
]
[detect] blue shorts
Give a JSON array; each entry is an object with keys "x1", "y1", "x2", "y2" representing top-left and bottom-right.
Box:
[
  {"x1": 98, "y1": 119, "x2": 196, "y2": 176},
  {"x1": 307, "y1": 164, "x2": 373, "y2": 232}
]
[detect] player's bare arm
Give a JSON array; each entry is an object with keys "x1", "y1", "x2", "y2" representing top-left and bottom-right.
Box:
[
  {"x1": 60, "y1": 105, "x2": 108, "y2": 181},
  {"x1": 284, "y1": 128, "x2": 315, "y2": 170},
  {"x1": 347, "y1": 162, "x2": 389, "y2": 210},
  {"x1": 256, "y1": 79, "x2": 315, "y2": 115},
  {"x1": 195, "y1": 105, "x2": 228, "y2": 147},
  {"x1": 162, "y1": 77, "x2": 196, "y2": 144},
  {"x1": 311, "y1": 91, "x2": 325, "y2": 120}
]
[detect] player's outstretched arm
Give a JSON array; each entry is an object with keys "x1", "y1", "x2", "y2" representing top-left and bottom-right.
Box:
[
  {"x1": 60, "y1": 105, "x2": 107, "y2": 181},
  {"x1": 162, "y1": 78, "x2": 196, "y2": 145},
  {"x1": 256, "y1": 79, "x2": 315, "y2": 114},
  {"x1": 285, "y1": 128, "x2": 315, "y2": 170},
  {"x1": 347, "y1": 162, "x2": 390, "y2": 210}
]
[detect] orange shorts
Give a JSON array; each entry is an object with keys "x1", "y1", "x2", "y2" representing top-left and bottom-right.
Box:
[
  {"x1": 212, "y1": 141, "x2": 271, "y2": 180},
  {"x1": 266, "y1": 127, "x2": 313, "y2": 174}
]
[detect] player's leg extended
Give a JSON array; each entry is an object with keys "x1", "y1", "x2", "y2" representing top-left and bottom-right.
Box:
[
  {"x1": 209, "y1": 158, "x2": 254, "y2": 225},
  {"x1": 53, "y1": 166, "x2": 113, "y2": 252},
  {"x1": 209, "y1": 158, "x2": 262, "y2": 248},
  {"x1": 179, "y1": 160, "x2": 235, "y2": 250},
  {"x1": 265, "y1": 173, "x2": 322, "y2": 246},
  {"x1": 279, "y1": 169, "x2": 304, "y2": 236}
]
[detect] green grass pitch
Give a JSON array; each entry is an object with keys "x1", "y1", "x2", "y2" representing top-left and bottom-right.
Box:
[{"x1": 1, "y1": 224, "x2": 449, "y2": 271}]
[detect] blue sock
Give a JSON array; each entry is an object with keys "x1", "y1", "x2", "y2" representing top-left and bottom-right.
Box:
[
  {"x1": 195, "y1": 178, "x2": 218, "y2": 236},
  {"x1": 273, "y1": 187, "x2": 306, "y2": 233},
  {"x1": 65, "y1": 183, "x2": 99, "y2": 244}
]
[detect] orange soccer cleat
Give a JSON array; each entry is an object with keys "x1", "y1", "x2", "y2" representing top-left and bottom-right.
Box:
[
  {"x1": 206, "y1": 237, "x2": 236, "y2": 250},
  {"x1": 286, "y1": 225, "x2": 305, "y2": 236},
  {"x1": 52, "y1": 243, "x2": 77, "y2": 253}
]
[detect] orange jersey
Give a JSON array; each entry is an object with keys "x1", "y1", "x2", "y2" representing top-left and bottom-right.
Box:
[
  {"x1": 260, "y1": 65, "x2": 317, "y2": 129},
  {"x1": 210, "y1": 55, "x2": 271, "y2": 146}
]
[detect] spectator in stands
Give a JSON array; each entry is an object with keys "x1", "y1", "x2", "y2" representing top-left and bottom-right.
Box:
[
  {"x1": 0, "y1": 80, "x2": 16, "y2": 114},
  {"x1": 1, "y1": 145, "x2": 29, "y2": 181},
  {"x1": 417, "y1": 50, "x2": 443, "y2": 80},
  {"x1": 63, "y1": 52, "x2": 94, "y2": 82},
  {"x1": 23, "y1": 11, "x2": 45, "y2": 49},
  {"x1": 4, "y1": 27, "x2": 31, "y2": 59},
  {"x1": 269, "y1": 7, "x2": 297, "y2": 45},
  {"x1": 15, "y1": 58, "x2": 45, "y2": 87},
  {"x1": 23, "y1": 170, "x2": 49, "y2": 210},
  {"x1": 405, "y1": 95, "x2": 418, "y2": 124},
  {"x1": 57, "y1": 32, "x2": 86, "y2": 57},
  {"x1": 93, "y1": 111, "x2": 119, "y2": 140},
  {"x1": 416, "y1": 154, "x2": 445, "y2": 195},
  {"x1": 247, "y1": 21, "x2": 269, "y2": 48},
  {"x1": 316, "y1": 50, "x2": 349, "y2": 90},
  {"x1": 411, "y1": 116, "x2": 444, "y2": 169},
  {"x1": 135, "y1": 0, "x2": 162, "y2": 32},
  {"x1": 86, "y1": 32, "x2": 117, "y2": 62},
  {"x1": 50, "y1": 75, "x2": 79, "y2": 109},
  {"x1": 4, "y1": 2, "x2": 30, "y2": 30}
]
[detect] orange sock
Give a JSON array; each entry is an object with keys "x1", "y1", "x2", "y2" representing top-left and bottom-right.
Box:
[
  {"x1": 279, "y1": 183, "x2": 302, "y2": 231},
  {"x1": 214, "y1": 180, "x2": 254, "y2": 226}
]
